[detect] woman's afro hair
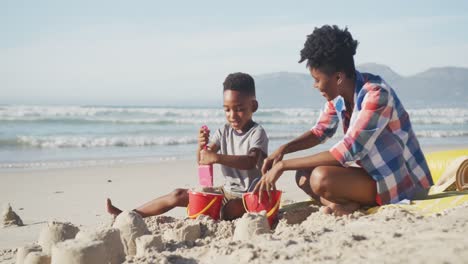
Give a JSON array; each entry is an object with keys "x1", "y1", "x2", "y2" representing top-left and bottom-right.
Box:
[{"x1": 299, "y1": 25, "x2": 358, "y2": 77}]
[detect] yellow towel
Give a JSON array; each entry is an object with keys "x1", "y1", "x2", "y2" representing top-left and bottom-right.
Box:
[
  {"x1": 367, "y1": 191, "x2": 468, "y2": 216},
  {"x1": 425, "y1": 148, "x2": 468, "y2": 184},
  {"x1": 367, "y1": 148, "x2": 468, "y2": 216}
]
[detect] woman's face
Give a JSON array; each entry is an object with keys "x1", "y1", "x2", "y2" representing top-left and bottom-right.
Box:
[{"x1": 309, "y1": 67, "x2": 340, "y2": 101}]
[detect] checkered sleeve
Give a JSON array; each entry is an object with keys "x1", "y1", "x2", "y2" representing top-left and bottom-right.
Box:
[
  {"x1": 330, "y1": 84, "x2": 393, "y2": 166},
  {"x1": 310, "y1": 101, "x2": 339, "y2": 143}
]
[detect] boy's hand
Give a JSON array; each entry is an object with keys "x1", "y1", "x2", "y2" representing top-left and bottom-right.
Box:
[
  {"x1": 198, "y1": 127, "x2": 210, "y2": 149},
  {"x1": 261, "y1": 145, "x2": 286, "y2": 175},
  {"x1": 199, "y1": 149, "x2": 218, "y2": 165}
]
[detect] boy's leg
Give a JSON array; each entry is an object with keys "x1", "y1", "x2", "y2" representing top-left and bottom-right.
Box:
[
  {"x1": 308, "y1": 166, "x2": 377, "y2": 216},
  {"x1": 221, "y1": 198, "x2": 245, "y2": 220},
  {"x1": 106, "y1": 188, "x2": 189, "y2": 218}
]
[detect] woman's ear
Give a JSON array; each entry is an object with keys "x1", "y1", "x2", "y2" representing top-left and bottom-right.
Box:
[
  {"x1": 251, "y1": 99, "x2": 258, "y2": 113},
  {"x1": 336, "y1": 72, "x2": 343, "y2": 85}
]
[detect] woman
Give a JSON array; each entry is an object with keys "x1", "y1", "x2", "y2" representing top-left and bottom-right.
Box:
[{"x1": 254, "y1": 25, "x2": 433, "y2": 215}]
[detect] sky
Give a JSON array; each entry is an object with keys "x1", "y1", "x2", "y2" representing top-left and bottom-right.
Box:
[{"x1": 1, "y1": 0, "x2": 468, "y2": 106}]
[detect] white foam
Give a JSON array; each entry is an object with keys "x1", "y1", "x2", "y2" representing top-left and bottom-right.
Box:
[
  {"x1": 16, "y1": 135, "x2": 197, "y2": 148},
  {"x1": 416, "y1": 130, "x2": 468, "y2": 138}
]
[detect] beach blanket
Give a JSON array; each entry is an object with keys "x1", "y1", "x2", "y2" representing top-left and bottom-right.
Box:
[
  {"x1": 279, "y1": 149, "x2": 468, "y2": 217},
  {"x1": 367, "y1": 148, "x2": 468, "y2": 216}
]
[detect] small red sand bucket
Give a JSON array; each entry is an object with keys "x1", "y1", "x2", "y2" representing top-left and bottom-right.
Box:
[
  {"x1": 242, "y1": 190, "x2": 282, "y2": 226},
  {"x1": 187, "y1": 190, "x2": 224, "y2": 220}
]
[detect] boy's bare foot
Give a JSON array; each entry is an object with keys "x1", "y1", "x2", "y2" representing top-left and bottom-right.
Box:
[
  {"x1": 106, "y1": 198, "x2": 122, "y2": 216},
  {"x1": 326, "y1": 202, "x2": 360, "y2": 216}
]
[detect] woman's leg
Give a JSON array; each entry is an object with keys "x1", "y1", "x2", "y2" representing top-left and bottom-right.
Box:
[
  {"x1": 295, "y1": 169, "x2": 321, "y2": 201},
  {"x1": 106, "y1": 188, "x2": 189, "y2": 218},
  {"x1": 309, "y1": 166, "x2": 377, "y2": 216}
]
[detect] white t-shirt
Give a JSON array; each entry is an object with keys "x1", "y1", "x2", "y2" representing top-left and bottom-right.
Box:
[{"x1": 211, "y1": 122, "x2": 268, "y2": 195}]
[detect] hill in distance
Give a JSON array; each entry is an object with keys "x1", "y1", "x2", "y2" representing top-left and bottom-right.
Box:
[{"x1": 254, "y1": 63, "x2": 468, "y2": 108}]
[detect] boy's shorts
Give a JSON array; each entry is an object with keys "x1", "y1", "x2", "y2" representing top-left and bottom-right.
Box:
[{"x1": 215, "y1": 177, "x2": 261, "y2": 206}]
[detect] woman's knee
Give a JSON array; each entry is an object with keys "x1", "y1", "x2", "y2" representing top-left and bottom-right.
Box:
[{"x1": 310, "y1": 167, "x2": 332, "y2": 195}]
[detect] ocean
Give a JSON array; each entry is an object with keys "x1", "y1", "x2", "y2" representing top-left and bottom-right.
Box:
[{"x1": 1, "y1": 105, "x2": 467, "y2": 170}]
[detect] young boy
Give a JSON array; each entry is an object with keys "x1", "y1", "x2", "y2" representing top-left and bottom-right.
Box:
[
  {"x1": 254, "y1": 25, "x2": 433, "y2": 216},
  {"x1": 107, "y1": 72, "x2": 268, "y2": 220}
]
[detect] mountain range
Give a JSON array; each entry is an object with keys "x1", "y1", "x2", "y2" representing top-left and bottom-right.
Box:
[{"x1": 254, "y1": 63, "x2": 468, "y2": 108}]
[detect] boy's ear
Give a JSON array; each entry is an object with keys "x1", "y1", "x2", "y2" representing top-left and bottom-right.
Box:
[{"x1": 251, "y1": 99, "x2": 258, "y2": 112}]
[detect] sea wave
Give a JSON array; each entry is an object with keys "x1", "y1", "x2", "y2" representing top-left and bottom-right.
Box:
[
  {"x1": 1, "y1": 106, "x2": 466, "y2": 125},
  {"x1": 1, "y1": 115, "x2": 466, "y2": 125},
  {"x1": 5, "y1": 129, "x2": 465, "y2": 149},
  {"x1": 0, "y1": 106, "x2": 323, "y2": 118},
  {"x1": 15, "y1": 135, "x2": 198, "y2": 148},
  {"x1": 415, "y1": 130, "x2": 468, "y2": 138}
]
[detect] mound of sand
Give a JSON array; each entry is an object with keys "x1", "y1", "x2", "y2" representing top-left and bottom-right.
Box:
[{"x1": 5, "y1": 202, "x2": 468, "y2": 264}]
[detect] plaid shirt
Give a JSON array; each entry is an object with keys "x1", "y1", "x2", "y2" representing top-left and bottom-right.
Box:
[{"x1": 311, "y1": 71, "x2": 433, "y2": 204}]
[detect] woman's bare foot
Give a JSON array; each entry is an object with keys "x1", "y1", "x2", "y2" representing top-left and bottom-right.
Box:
[
  {"x1": 319, "y1": 206, "x2": 333, "y2": 214},
  {"x1": 326, "y1": 202, "x2": 360, "y2": 216},
  {"x1": 106, "y1": 198, "x2": 122, "y2": 216}
]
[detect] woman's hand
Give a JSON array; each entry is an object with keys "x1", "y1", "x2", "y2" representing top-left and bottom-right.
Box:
[
  {"x1": 199, "y1": 149, "x2": 218, "y2": 165},
  {"x1": 261, "y1": 145, "x2": 286, "y2": 175},
  {"x1": 253, "y1": 162, "x2": 284, "y2": 201}
]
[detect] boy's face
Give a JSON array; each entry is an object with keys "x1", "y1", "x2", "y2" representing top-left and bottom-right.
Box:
[
  {"x1": 223, "y1": 90, "x2": 257, "y2": 132},
  {"x1": 309, "y1": 67, "x2": 340, "y2": 101}
]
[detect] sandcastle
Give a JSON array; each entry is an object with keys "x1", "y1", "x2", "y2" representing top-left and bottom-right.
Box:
[
  {"x1": 112, "y1": 210, "x2": 150, "y2": 256},
  {"x1": 51, "y1": 239, "x2": 106, "y2": 264},
  {"x1": 1, "y1": 204, "x2": 23, "y2": 228},
  {"x1": 38, "y1": 221, "x2": 80, "y2": 254},
  {"x1": 16, "y1": 244, "x2": 42, "y2": 264},
  {"x1": 14, "y1": 207, "x2": 308, "y2": 263},
  {"x1": 75, "y1": 227, "x2": 125, "y2": 264},
  {"x1": 233, "y1": 212, "x2": 271, "y2": 241}
]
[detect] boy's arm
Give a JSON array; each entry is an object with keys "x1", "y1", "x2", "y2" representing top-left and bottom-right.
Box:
[
  {"x1": 199, "y1": 147, "x2": 264, "y2": 170},
  {"x1": 197, "y1": 143, "x2": 219, "y2": 164},
  {"x1": 215, "y1": 148, "x2": 264, "y2": 170}
]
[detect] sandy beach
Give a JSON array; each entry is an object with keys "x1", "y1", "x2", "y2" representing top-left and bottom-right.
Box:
[{"x1": 1, "y1": 144, "x2": 467, "y2": 263}]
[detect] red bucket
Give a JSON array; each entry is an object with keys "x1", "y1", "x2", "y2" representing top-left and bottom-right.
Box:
[
  {"x1": 242, "y1": 190, "x2": 282, "y2": 226},
  {"x1": 187, "y1": 190, "x2": 224, "y2": 220}
]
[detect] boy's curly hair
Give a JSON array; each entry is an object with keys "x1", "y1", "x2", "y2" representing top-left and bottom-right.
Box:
[
  {"x1": 299, "y1": 25, "x2": 359, "y2": 78},
  {"x1": 223, "y1": 72, "x2": 256, "y2": 96}
]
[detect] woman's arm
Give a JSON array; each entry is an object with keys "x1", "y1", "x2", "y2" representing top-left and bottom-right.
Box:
[
  {"x1": 254, "y1": 151, "x2": 340, "y2": 198},
  {"x1": 262, "y1": 131, "x2": 321, "y2": 174},
  {"x1": 282, "y1": 131, "x2": 321, "y2": 154}
]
